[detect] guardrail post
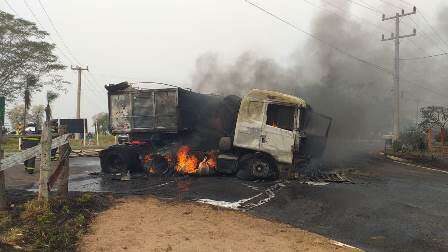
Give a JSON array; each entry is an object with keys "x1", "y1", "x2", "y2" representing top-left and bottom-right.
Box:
[
  {"x1": 38, "y1": 122, "x2": 51, "y2": 201},
  {"x1": 57, "y1": 126, "x2": 69, "y2": 198}
]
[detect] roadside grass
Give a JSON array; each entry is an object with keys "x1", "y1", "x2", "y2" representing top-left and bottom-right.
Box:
[
  {"x1": 0, "y1": 192, "x2": 113, "y2": 251},
  {"x1": 3, "y1": 135, "x2": 116, "y2": 155},
  {"x1": 4, "y1": 137, "x2": 20, "y2": 155},
  {"x1": 69, "y1": 134, "x2": 116, "y2": 150}
]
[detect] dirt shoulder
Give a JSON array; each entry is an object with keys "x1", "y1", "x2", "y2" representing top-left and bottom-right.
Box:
[{"x1": 80, "y1": 196, "x2": 359, "y2": 252}]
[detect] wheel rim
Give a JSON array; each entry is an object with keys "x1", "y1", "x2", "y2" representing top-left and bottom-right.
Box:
[{"x1": 251, "y1": 159, "x2": 270, "y2": 178}]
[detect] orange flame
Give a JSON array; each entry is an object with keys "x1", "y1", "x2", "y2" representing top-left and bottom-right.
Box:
[
  {"x1": 176, "y1": 146, "x2": 199, "y2": 174},
  {"x1": 175, "y1": 146, "x2": 217, "y2": 175},
  {"x1": 143, "y1": 154, "x2": 152, "y2": 164},
  {"x1": 143, "y1": 154, "x2": 157, "y2": 174}
]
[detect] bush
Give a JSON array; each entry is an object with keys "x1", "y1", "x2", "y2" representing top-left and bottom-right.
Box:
[{"x1": 399, "y1": 128, "x2": 426, "y2": 152}]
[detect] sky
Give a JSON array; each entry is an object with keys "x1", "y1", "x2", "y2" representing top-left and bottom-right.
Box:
[{"x1": 0, "y1": 0, "x2": 446, "y2": 129}]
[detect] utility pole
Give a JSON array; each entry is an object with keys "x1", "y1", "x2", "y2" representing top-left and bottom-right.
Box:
[
  {"x1": 381, "y1": 7, "x2": 417, "y2": 141},
  {"x1": 71, "y1": 65, "x2": 89, "y2": 140}
]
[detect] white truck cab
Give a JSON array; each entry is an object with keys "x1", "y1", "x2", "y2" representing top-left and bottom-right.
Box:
[{"x1": 233, "y1": 89, "x2": 307, "y2": 165}]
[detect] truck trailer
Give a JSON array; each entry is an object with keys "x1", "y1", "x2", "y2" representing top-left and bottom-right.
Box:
[{"x1": 99, "y1": 82, "x2": 332, "y2": 180}]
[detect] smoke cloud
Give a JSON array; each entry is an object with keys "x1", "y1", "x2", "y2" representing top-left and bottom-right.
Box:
[{"x1": 191, "y1": 0, "x2": 448, "y2": 140}]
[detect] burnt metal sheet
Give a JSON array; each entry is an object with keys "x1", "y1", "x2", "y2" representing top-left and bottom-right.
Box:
[
  {"x1": 109, "y1": 88, "x2": 179, "y2": 133},
  {"x1": 155, "y1": 90, "x2": 177, "y2": 129},
  {"x1": 133, "y1": 92, "x2": 155, "y2": 129},
  {"x1": 110, "y1": 93, "x2": 132, "y2": 132}
]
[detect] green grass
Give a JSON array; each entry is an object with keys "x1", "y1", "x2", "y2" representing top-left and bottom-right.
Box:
[
  {"x1": 69, "y1": 134, "x2": 116, "y2": 150},
  {"x1": 4, "y1": 137, "x2": 20, "y2": 156},
  {"x1": 3, "y1": 135, "x2": 117, "y2": 155},
  {"x1": 0, "y1": 193, "x2": 113, "y2": 251}
]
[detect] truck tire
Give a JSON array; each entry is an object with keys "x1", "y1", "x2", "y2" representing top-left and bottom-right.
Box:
[
  {"x1": 236, "y1": 154, "x2": 277, "y2": 181},
  {"x1": 100, "y1": 146, "x2": 141, "y2": 174},
  {"x1": 100, "y1": 150, "x2": 128, "y2": 174}
]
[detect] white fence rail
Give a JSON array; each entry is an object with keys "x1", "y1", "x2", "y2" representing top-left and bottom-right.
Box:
[{"x1": 0, "y1": 134, "x2": 69, "y2": 171}]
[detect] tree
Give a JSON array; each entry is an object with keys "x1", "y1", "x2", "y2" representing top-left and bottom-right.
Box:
[
  {"x1": 7, "y1": 105, "x2": 29, "y2": 131},
  {"x1": 8, "y1": 104, "x2": 47, "y2": 130},
  {"x1": 92, "y1": 112, "x2": 109, "y2": 134},
  {"x1": 419, "y1": 106, "x2": 448, "y2": 145},
  {"x1": 22, "y1": 75, "x2": 38, "y2": 132},
  {"x1": 0, "y1": 11, "x2": 65, "y2": 101},
  {"x1": 30, "y1": 105, "x2": 45, "y2": 129},
  {"x1": 45, "y1": 91, "x2": 59, "y2": 121}
]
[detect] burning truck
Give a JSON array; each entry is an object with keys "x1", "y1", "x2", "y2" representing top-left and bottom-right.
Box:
[{"x1": 99, "y1": 82, "x2": 332, "y2": 180}]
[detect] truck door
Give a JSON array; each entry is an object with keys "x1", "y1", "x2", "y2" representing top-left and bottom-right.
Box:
[{"x1": 260, "y1": 103, "x2": 296, "y2": 164}]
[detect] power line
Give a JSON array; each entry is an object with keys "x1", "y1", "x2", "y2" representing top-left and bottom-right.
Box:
[
  {"x1": 407, "y1": 16, "x2": 446, "y2": 54},
  {"x1": 373, "y1": 0, "x2": 447, "y2": 56},
  {"x1": 344, "y1": 0, "x2": 382, "y2": 14},
  {"x1": 376, "y1": 0, "x2": 401, "y2": 9},
  {"x1": 244, "y1": 0, "x2": 392, "y2": 75},
  {"x1": 397, "y1": 0, "x2": 413, "y2": 7},
  {"x1": 244, "y1": 0, "x2": 448, "y2": 101},
  {"x1": 3, "y1": 0, "x2": 18, "y2": 15},
  {"x1": 36, "y1": 0, "x2": 81, "y2": 65},
  {"x1": 401, "y1": 52, "x2": 448, "y2": 61},
  {"x1": 418, "y1": 11, "x2": 448, "y2": 53},
  {"x1": 355, "y1": 0, "x2": 446, "y2": 56},
  {"x1": 314, "y1": 0, "x2": 425, "y2": 57},
  {"x1": 23, "y1": 1, "x2": 105, "y2": 96},
  {"x1": 33, "y1": 0, "x2": 109, "y2": 103},
  {"x1": 313, "y1": 0, "x2": 392, "y2": 33},
  {"x1": 8, "y1": 1, "x2": 106, "y2": 119},
  {"x1": 22, "y1": 0, "x2": 75, "y2": 67},
  {"x1": 85, "y1": 73, "x2": 107, "y2": 95},
  {"x1": 34, "y1": 0, "x2": 107, "y2": 101}
]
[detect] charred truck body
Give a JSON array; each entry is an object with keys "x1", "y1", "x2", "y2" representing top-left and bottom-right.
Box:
[{"x1": 100, "y1": 82, "x2": 332, "y2": 180}]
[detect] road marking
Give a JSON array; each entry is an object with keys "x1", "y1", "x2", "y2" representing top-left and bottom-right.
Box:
[
  {"x1": 197, "y1": 193, "x2": 263, "y2": 210},
  {"x1": 381, "y1": 152, "x2": 448, "y2": 175},
  {"x1": 197, "y1": 182, "x2": 285, "y2": 211},
  {"x1": 330, "y1": 240, "x2": 360, "y2": 250},
  {"x1": 393, "y1": 160, "x2": 448, "y2": 175},
  {"x1": 304, "y1": 181, "x2": 330, "y2": 186}
]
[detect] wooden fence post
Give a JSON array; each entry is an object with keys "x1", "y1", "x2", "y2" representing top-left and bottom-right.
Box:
[
  {"x1": 96, "y1": 121, "x2": 100, "y2": 146},
  {"x1": 0, "y1": 96, "x2": 7, "y2": 210},
  {"x1": 38, "y1": 122, "x2": 51, "y2": 201},
  {"x1": 57, "y1": 126, "x2": 69, "y2": 198},
  {"x1": 0, "y1": 127, "x2": 7, "y2": 210}
]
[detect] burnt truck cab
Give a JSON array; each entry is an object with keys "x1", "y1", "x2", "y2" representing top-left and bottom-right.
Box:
[
  {"x1": 100, "y1": 82, "x2": 331, "y2": 180},
  {"x1": 217, "y1": 89, "x2": 332, "y2": 179}
]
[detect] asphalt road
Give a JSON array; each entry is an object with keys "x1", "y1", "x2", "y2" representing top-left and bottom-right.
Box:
[{"x1": 5, "y1": 149, "x2": 448, "y2": 251}]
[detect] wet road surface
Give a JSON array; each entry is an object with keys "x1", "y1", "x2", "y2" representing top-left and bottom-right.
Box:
[{"x1": 5, "y1": 153, "x2": 448, "y2": 251}]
